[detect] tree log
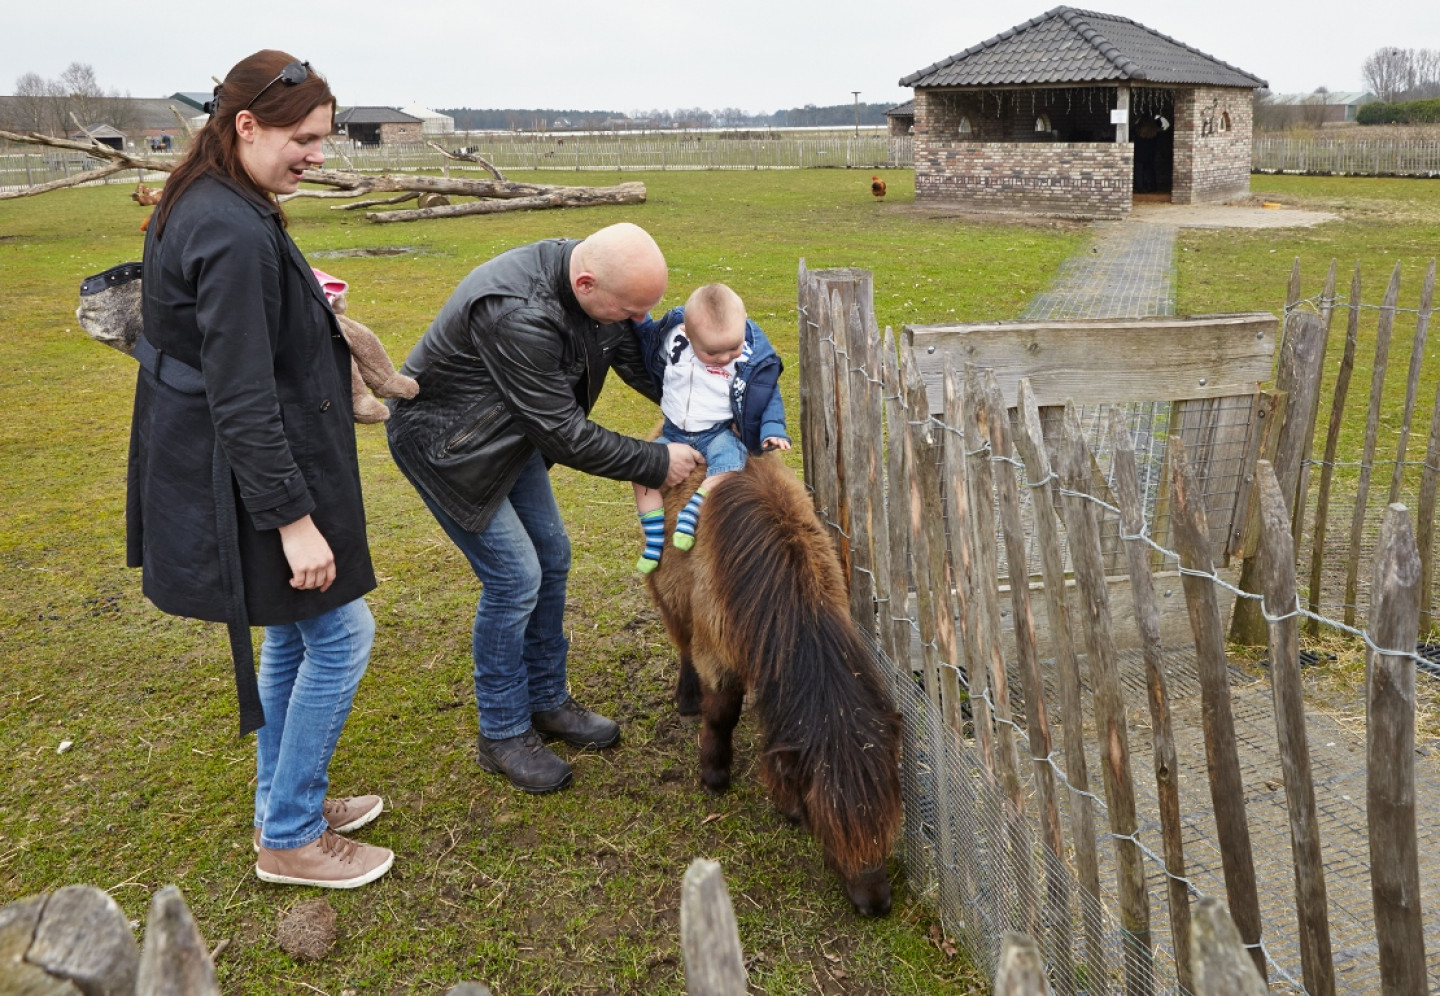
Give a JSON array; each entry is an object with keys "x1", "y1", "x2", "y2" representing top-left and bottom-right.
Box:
[
  {"x1": 333, "y1": 192, "x2": 420, "y2": 211},
  {"x1": 366, "y1": 183, "x2": 646, "y2": 223}
]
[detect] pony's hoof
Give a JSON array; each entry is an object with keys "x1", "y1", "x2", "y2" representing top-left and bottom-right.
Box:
[{"x1": 700, "y1": 770, "x2": 731, "y2": 794}]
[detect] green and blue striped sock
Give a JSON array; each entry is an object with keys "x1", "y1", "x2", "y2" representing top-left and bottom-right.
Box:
[
  {"x1": 673, "y1": 488, "x2": 707, "y2": 551},
  {"x1": 636, "y1": 509, "x2": 666, "y2": 574}
]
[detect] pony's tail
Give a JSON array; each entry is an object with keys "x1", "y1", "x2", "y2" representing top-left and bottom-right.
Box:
[{"x1": 699, "y1": 458, "x2": 903, "y2": 876}]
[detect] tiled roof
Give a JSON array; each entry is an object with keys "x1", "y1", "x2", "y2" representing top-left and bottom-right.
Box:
[
  {"x1": 900, "y1": 7, "x2": 1266, "y2": 89},
  {"x1": 886, "y1": 100, "x2": 915, "y2": 117},
  {"x1": 335, "y1": 106, "x2": 423, "y2": 125}
]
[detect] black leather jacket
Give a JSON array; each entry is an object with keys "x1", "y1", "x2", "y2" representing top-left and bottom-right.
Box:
[{"x1": 386, "y1": 239, "x2": 668, "y2": 532}]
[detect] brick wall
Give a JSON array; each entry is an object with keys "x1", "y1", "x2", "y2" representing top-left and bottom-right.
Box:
[
  {"x1": 379, "y1": 122, "x2": 423, "y2": 145},
  {"x1": 1171, "y1": 86, "x2": 1253, "y2": 203},
  {"x1": 914, "y1": 88, "x2": 1133, "y2": 218}
]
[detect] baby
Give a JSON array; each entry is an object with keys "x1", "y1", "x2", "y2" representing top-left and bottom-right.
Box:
[{"x1": 631, "y1": 283, "x2": 790, "y2": 572}]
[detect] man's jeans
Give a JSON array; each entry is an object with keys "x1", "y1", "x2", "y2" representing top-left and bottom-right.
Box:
[
  {"x1": 396, "y1": 449, "x2": 572, "y2": 740},
  {"x1": 254, "y1": 597, "x2": 374, "y2": 849}
]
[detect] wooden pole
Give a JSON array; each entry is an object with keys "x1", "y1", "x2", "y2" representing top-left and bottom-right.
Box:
[
  {"x1": 1168, "y1": 433, "x2": 1266, "y2": 982},
  {"x1": 797, "y1": 259, "x2": 814, "y2": 496},
  {"x1": 1058, "y1": 406, "x2": 1152, "y2": 995},
  {"x1": 963, "y1": 365, "x2": 1025, "y2": 817},
  {"x1": 1387, "y1": 259, "x2": 1435, "y2": 503},
  {"x1": 1255, "y1": 461, "x2": 1336, "y2": 996},
  {"x1": 1014, "y1": 382, "x2": 1105, "y2": 986},
  {"x1": 995, "y1": 932, "x2": 1055, "y2": 996},
  {"x1": 366, "y1": 183, "x2": 646, "y2": 222},
  {"x1": 1230, "y1": 310, "x2": 1327, "y2": 645},
  {"x1": 136, "y1": 885, "x2": 221, "y2": 996},
  {"x1": 943, "y1": 362, "x2": 993, "y2": 767},
  {"x1": 1190, "y1": 898, "x2": 1268, "y2": 996},
  {"x1": 1307, "y1": 262, "x2": 1363, "y2": 636},
  {"x1": 905, "y1": 348, "x2": 962, "y2": 724},
  {"x1": 1292, "y1": 259, "x2": 1339, "y2": 549},
  {"x1": 680, "y1": 859, "x2": 747, "y2": 995},
  {"x1": 833, "y1": 289, "x2": 875, "y2": 627},
  {"x1": 1366, "y1": 503, "x2": 1427, "y2": 994},
  {"x1": 880, "y1": 330, "x2": 913, "y2": 676},
  {"x1": 860, "y1": 315, "x2": 896, "y2": 666},
  {"x1": 979, "y1": 370, "x2": 1071, "y2": 983},
  {"x1": 809, "y1": 287, "x2": 846, "y2": 562},
  {"x1": 1110, "y1": 412, "x2": 1193, "y2": 994},
  {"x1": 1345, "y1": 264, "x2": 1403, "y2": 627}
]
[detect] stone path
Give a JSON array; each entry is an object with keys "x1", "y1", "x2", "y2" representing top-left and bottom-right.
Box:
[{"x1": 1020, "y1": 221, "x2": 1177, "y2": 320}]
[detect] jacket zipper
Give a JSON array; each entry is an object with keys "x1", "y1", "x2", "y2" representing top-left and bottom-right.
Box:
[{"x1": 444, "y1": 403, "x2": 504, "y2": 454}]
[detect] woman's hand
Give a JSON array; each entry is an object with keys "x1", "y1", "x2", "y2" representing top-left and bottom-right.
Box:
[{"x1": 278, "y1": 515, "x2": 336, "y2": 592}]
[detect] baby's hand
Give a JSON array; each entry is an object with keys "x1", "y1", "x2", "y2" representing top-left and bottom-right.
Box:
[{"x1": 762, "y1": 437, "x2": 792, "y2": 452}]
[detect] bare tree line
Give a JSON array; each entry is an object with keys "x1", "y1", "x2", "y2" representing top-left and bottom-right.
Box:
[
  {"x1": 1362, "y1": 47, "x2": 1440, "y2": 103},
  {"x1": 9, "y1": 63, "x2": 140, "y2": 138}
]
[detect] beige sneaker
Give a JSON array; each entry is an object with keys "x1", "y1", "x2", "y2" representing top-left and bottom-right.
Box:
[
  {"x1": 253, "y1": 795, "x2": 385, "y2": 851},
  {"x1": 255, "y1": 829, "x2": 394, "y2": 888}
]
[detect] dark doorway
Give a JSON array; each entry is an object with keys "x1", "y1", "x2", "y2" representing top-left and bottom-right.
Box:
[{"x1": 1131, "y1": 90, "x2": 1175, "y2": 196}]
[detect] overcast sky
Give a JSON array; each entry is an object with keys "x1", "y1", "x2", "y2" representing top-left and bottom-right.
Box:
[{"x1": 5, "y1": 1, "x2": 1427, "y2": 113}]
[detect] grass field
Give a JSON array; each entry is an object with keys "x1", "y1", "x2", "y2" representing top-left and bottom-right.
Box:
[{"x1": 0, "y1": 168, "x2": 1437, "y2": 994}]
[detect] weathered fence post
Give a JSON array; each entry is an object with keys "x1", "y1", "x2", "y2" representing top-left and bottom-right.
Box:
[
  {"x1": 1366, "y1": 504, "x2": 1428, "y2": 994},
  {"x1": 1190, "y1": 898, "x2": 1267, "y2": 996},
  {"x1": 832, "y1": 287, "x2": 875, "y2": 626},
  {"x1": 1291, "y1": 260, "x2": 1339, "y2": 549},
  {"x1": 680, "y1": 859, "x2": 747, "y2": 995},
  {"x1": 1386, "y1": 259, "x2": 1435, "y2": 504},
  {"x1": 1306, "y1": 262, "x2": 1363, "y2": 635},
  {"x1": 1058, "y1": 406, "x2": 1152, "y2": 995},
  {"x1": 1110, "y1": 412, "x2": 1193, "y2": 995},
  {"x1": 1344, "y1": 263, "x2": 1403, "y2": 628},
  {"x1": 880, "y1": 329, "x2": 913, "y2": 677},
  {"x1": 978, "y1": 370, "x2": 1070, "y2": 984},
  {"x1": 136, "y1": 885, "x2": 221, "y2": 996},
  {"x1": 1014, "y1": 382, "x2": 1104, "y2": 987},
  {"x1": 1255, "y1": 461, "x2": 1335, "y2": 996},
  {"x1": 1169, "y1": 434, "x2": 1266, "y2": 983},
  {"x1": 1230, "y1": 308, "x2": 1327, "y2": 645},
  {"x1": 994, "y1": 932, "x2": 1054, "y2": 995},
  {"x1": 0, "y1": 885, "x2": 140, "y2": 995}
]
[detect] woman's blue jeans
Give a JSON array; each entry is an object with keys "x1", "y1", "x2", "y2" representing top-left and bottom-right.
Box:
[
  {"x1": 397, "y1": 449, "x2": 573, "y2": 740},
  {"x1": 254, "y1": 597, "x2": 374, "y2": 849}
]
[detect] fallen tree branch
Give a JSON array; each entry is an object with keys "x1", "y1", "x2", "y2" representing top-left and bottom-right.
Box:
[
  {"x1": 366, "y1": 183, "x2": 646, "y2": 223},
  {"x1": 335, "y1": 192, "x2": 420, "y2": 211},
  {"x1": 277, "y1": 187, "x2": 373, "y2": 201},
  {"x1": 0, "y1": 128, "x2": 175, "y2": 172},
  {"x1": 427, "y1": 141, "x2": 506, "y2": 181},
  {"x1": 0, "y1": 160, "x2": 131, "y2": 199}
]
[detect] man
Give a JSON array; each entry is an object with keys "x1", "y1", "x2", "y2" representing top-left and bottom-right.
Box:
[{"x1": 387, "y1": 222, "x2": 701, "y2": 793}]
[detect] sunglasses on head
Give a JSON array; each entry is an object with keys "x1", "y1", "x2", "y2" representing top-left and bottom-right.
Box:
[{"x1": 245, "y1": 60, "x2": 311, "y2": 111}]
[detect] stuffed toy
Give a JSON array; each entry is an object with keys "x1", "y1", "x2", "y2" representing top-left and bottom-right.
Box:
[
  {"x1": 77, "y1": 263, "x2": 419, "y2": 426},
  {"x1": 311, "y1": 269, "x2": 418, "y2": 424}
]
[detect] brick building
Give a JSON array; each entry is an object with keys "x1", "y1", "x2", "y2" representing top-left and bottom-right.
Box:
[
  {"x1": 900, "y1": 7, "x2": 1266, "y2": 219},
  {"x1": 334, "y1": 107, "x2": 424, "y2": 146}
]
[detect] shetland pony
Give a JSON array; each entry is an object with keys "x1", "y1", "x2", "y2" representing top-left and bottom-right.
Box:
[{"x1": 645, "y1": 455, "x2": 903, "y2": 916}]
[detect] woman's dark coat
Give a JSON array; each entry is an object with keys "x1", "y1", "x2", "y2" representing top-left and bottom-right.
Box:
[{"x1": 128, "y1": 176, "x2": 376, "y2": 637}]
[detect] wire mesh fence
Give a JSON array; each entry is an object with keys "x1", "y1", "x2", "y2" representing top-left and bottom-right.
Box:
[{"x1": 801, "y1": 259, "x2": 1440, "y2": 994}]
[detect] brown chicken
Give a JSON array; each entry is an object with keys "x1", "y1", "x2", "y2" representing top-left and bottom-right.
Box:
[
  {"x1": 131, "y1": 182, "x2": 162, "y2": 206},
  {"x1": 870, "y1": 175, "x2": 886, "y2": 199}
]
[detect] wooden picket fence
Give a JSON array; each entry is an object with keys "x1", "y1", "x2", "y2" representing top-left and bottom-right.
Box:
[{"x1": 797, "y1": 261, "x2": 1436, "y2": 993}]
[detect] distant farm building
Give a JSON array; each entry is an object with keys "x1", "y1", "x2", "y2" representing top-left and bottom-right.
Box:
[
  {"x1": 335, "y1": 107, "x2": 425, "y2": 146},
  {"x1": 1257, "y1": 91, "x2": 1375, "y2": 128},
  {"x1": 899, "y1": 6, "x2": 1266, "y2": 219},
  {"x1": 399, "y1": 105, "x2": 456, "y2": 137}
]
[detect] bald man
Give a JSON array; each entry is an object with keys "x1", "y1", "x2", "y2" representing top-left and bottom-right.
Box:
[{"x1": 387, "y1": 223, "x2": 701, "y2": 793}]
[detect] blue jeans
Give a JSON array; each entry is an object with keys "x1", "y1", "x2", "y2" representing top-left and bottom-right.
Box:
[
  {"x1": 658, "y1": 419, "x2": 747, "y2": 476},
  {"x1": 254, "y1": 597, "x2": 374, "y2": 849},
  {"x1": 397, "y1": 449, "x2": 572, "y2": 739}
]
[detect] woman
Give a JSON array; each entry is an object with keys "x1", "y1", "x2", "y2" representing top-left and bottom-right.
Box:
[{"x1": 128, "y1": 50, "x2": 393, "y2": 888}]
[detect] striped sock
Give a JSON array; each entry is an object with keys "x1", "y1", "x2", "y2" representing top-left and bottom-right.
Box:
[
  {"x1": 673, "y1": 488, "x2": 707, "y2": 551},
  {"x1": 636, "y1": 509, "x2": 666, "y2": 574}
]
